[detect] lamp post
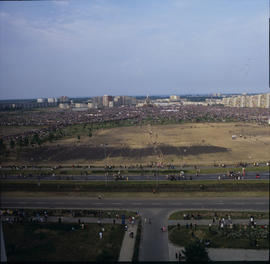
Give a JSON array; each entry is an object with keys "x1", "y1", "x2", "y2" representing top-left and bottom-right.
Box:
[{"x1": 268, "y1": 161, "x2": 270, "y2": 179}]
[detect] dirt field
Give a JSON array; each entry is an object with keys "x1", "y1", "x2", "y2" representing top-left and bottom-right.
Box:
[{"x1": 9, "y1": 122, "x2": 269, "y2": 166}]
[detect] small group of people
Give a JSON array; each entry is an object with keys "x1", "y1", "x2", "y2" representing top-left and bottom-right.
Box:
[{"x1": 183, "y1": 213, "x2": 202, "y2": 220}]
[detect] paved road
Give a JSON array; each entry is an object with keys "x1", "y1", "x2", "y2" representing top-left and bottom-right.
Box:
[
  {"x1": 1, "y1": 197, "x2": 268, "y2": 262},
  {"x1": 1, "y1": 197, "x2": 268, "y2": 211},
  {"x1": 1, "y1": 172, "x2": 268, "y2": 181}
]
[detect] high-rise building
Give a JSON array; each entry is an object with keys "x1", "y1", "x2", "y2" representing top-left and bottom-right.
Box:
[
  {"x1": 222, "y1": 93, "x2": 269, "y2": 108},
  {"x1": 170, "y1": 95, "x2": 180, "y2": 102},
  {"x1": 59, "y1": 96, "x2": 70, "y2": 103},
  {"x1": 103, "y1": 95, "x2": 113, "y2": 107}
]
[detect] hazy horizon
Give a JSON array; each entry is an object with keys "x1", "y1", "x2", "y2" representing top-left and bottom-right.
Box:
[{"x1": 0, "y1": 0, "x2": 269, "y2": 100}]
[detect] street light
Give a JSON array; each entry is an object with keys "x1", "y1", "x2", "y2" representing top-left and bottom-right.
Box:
[{"x1": 268, "y1": 161, "x2": 270, "y2": 179}]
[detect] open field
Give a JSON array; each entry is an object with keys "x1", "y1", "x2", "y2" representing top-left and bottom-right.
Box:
[
  {"x1": 3, "y1": 122, "x2": 269, "y2": 166},
  {"x1": 3, "y1": 222, "x2": 124, "y2": 262}
]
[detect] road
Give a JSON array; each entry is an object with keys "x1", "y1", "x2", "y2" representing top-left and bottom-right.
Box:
[
  {"x1": 1, "y1": 196, "x2": 268, "y2": 262},
  {"x1": 1, "y1": 172, "x2": 268, "y2": 181}
]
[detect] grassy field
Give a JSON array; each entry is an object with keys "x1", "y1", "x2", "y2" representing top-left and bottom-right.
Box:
[
  {"x1": 56, "y1": 122, "x2": 270, "y2": 165},
  {"x1": 0, "y1": 165, "x2": 268, "y2": 177},
  {"x1": 169, "y1": 225, "x2": 269, "y2": 249},
  {"x1": 2, "y1": 122, "x2": 270, "y2": 166},
  {"x1": 3, "y1": 222, "x2": 124, "y2": 262},
  {"x1": 1, "y1": 179, "x2": 269, "y2": 193},
  {"x1": 169, "y1": 210, "x2": 269, "y2": 220}
]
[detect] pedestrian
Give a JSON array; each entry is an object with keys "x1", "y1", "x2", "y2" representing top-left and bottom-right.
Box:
[
  {"x1": 99, "y1": 232, "x2": 103, "y2": 239},
  {"x1": 113, "y1": 219, "x2": 116, "y2": 225}
]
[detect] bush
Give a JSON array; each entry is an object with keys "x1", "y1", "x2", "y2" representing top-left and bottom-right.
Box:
[{"x1": 182, "y1": 240, "x2": 210, "y2": 262}]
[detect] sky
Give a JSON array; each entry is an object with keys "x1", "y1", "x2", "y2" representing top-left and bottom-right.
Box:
[{"x1": 0, "y1": 0, "x2": 269, "y2": 99}]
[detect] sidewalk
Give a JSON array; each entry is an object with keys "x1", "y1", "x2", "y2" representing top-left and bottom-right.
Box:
[
  {"x1": 168, "y1": 242, "x2": 269, "y2": 261},
  {"x1": 168, "y1": 219, "x2": 269, "y2": 225},
  {"x1": 118, "y1": 224, "x2": 138, "y2": 262},
  {"x1": 47, "y1": 216, "x2": 122, "y2": 224},
  {"x1": 1, "y1": 215, "x2": 122, "y2": 224}
]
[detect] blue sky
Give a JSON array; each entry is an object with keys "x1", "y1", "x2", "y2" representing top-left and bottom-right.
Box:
[{"x1": 0, "y1": 0, "x2": 268, "y2": 99}]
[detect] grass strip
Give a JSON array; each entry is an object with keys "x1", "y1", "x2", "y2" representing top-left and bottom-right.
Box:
[
  {"x1": 169, "y1": 224, "x2": 269, "y2": 249},
  {"x1": 1, "y1": 166, "x2": 268, "y2": 176},
  {"x1": 1, "y1": 179, "x2": 268, "y2": 193},
  {"x1": 3, "y1": 222, "x2": 124, "y2": 262}
]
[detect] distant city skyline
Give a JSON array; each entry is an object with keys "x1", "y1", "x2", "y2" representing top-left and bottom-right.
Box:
[{"x1": 0, "y1": 0, "x2": 269, "y2": 100}]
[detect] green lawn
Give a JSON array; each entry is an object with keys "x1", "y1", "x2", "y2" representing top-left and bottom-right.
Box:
[
  {"x1": 169, "y1": 225, "x2": 269, "y2": 249},
  {"x1": 3, "y1": 222, "x2": 124, "y2": 262},
  {"x1": 169, "y1": 210, "x2": 269, "y2": 220}
]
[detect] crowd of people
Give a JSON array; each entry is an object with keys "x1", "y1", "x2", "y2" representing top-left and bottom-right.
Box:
[{"x1": 1, "y1": 104, "x2": 269, "y2": 145}]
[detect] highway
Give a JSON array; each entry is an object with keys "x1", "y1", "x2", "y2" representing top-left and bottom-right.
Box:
[
  {"x1": 1, "y1": 196, "x2": 268, "y2": 262},
  {"x1": 1, "y1": 197, "x2": 269, "y2": 210}
]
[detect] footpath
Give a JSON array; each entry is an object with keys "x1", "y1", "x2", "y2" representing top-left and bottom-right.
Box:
[
  {"x1": 168, "y1": 219, "x2": 269, "y2": 225},
  {"x1": 118, "y1": 223, "x2": 138, "y2": 261}
]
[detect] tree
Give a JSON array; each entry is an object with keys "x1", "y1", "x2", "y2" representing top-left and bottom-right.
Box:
[
  {"x1": 10, "y1": 139, "x2": 15, "y2": 149},
  {"x1": 182, "y1": 240, "x2": 210, "y2": 262},
  {"x1": 23, "y1": 136, "x2": 29, "y2": 146},
  {"x1": 49, "y1": 132, "x2": 55, "y2": 142},
  {"x1": 0, "y1": 139, "x2": 7, "y2": 155},
  {"x1": 17, "y1": 137, "x2": 24, "y2": 148}
]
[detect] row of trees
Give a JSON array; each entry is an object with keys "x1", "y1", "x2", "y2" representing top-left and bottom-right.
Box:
[{"x1": 7, "y1": 129, "x2": 65, "y2": 150}]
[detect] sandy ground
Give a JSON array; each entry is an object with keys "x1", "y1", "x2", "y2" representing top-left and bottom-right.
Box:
[{"x1": 4, "y1": 122, "x2": 270, "y2": 166}]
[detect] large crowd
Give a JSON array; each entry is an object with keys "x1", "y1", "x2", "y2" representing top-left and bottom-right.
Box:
[{"x1": 1, "y1": 105, "x2": 269, "y2": 143}]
